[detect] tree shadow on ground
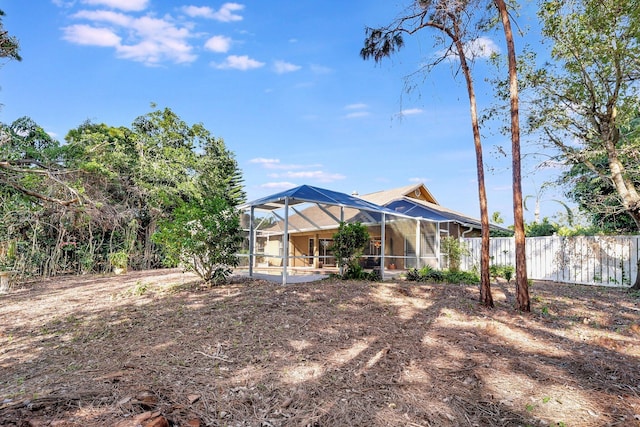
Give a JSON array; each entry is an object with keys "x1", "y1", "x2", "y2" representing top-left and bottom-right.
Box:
[{"x1": 0, "y1": 270, "x2": 639, "y2": 426}]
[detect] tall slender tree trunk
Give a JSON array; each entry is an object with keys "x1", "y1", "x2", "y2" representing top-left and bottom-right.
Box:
[
  {"x1": 452, "y1": 29, "x2": 493, "y2": 307},
  {"x1": 495, "y1": 0, "x2": 529, "y2": 311}
]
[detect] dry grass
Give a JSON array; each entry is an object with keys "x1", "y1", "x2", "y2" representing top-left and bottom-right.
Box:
[{"x1": 1, "y1": 269, "x2": 639, "y2": 426}]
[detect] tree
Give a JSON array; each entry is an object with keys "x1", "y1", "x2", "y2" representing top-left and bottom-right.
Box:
[
  {"x1": 130, "y1": 107, "x2": 244, "y2": 268},
  {"x1": 560, "y1": 159, "x2": 639, "y2": 233},
  {"x1": 330, "y1": 222, "x2": 370, "y2": 277},
  {"x1": 0, "y1": 9, "x2": 21, "y2": 62},
  {"x1": 494, "y1": 0, "x2": 529, "y2": 311},
  {"x1": 361, "y1": 0, "x2": 494, "y2": 307},
  {"x1": 525, "y1": 217, "x2": 557, "y2": 237},
  {"x1": 527, "y1": 0, "x2": 640, "y2": 289},
  {"x1": 524, "y1": 183, "x2": 573, "y2": 225},
  {"x1": 153, "y1": 197, "x2": 243, "y2": 284},
  {"x1": 0, "y1": 107, "x2": 244, "y2": 281},
  {"x1": 0, "y1": 117, "x2": 80, "y2": 206}
]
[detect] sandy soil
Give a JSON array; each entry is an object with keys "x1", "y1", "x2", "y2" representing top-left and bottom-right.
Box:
[{"x1": 1, "y1": 269, "x2": 639, "y2": 426}]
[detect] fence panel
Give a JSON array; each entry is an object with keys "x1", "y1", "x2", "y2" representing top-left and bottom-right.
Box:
[{"x1": 461, "y1": 235, "x2": 639, "y2": 287}]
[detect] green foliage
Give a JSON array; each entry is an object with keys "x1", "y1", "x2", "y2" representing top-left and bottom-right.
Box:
[
  {"x1": 527, "y1": 0, "x2": 640, "y2": 232},
  {"x1": 490, "y1": 264, "x2": 515, "y2": 282},
  {"x1": 330, "y1": 222, "x2": 370, "y2": 278},
  {"x1": 341, "y1": 263, "x2": 381, "y2": 281},
  {"x1": 108, "y1": 251, "x2": 128, "y2": 269},
  {"x1": 440, "y1": 236, "x2": 469, "y2": 272},
  {"x1": 405, "y1": 266, "x2": 479, "y2": 284},
  {"x1": 0, "y1": 106, "x2": 244, "y2": 280},
  {"x1": 0, "y1": 239, "x2": 17, "y2": 270},
  {"x1": 0, "y1": 10, "x2": 21, "y2": 61},
  {"x1": 525, "y1": 218, "x2": 558, "y2": 237},
  {"x1": 152, "y1": 197, "x2": 243, "y2": 285}
]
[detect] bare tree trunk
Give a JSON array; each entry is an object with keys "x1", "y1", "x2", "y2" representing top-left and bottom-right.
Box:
[
  {"x1": 452, "y1": 30, "x2": 493, "y2": 307},
  {"x1": 495, "y1": 0, "x2": 529, "y2": 311},
  {"x1": 632, "y1": 259, "x2": 640, "y2": 291}
]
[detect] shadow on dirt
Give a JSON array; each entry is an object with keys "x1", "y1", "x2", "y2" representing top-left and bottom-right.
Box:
[{"x1": 1, "y1": 270, "x2": 639, "y2": 426}]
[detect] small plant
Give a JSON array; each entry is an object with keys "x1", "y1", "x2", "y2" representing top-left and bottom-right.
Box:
[
  {"x1": 0, "y1": 239, "x2": 17, "y2": 270},
  {"x1": 440, "y1": 237, "x2": 469, "y2": 272},
  {"x1": 132, "y1": 281, "x2": 148, "y2": 296},
  {"x1": 404, "y1": 265, "x2": 478, "y2": 284},
  {"x1": 503, "y1": 265, "x2": 514, "y2": 282},
  {"x1": 108, "y1": 251, "x2": 128, "y2": 269},
  {"x1": 489, "y1": 264, "x2": 515, "y2": 282},
  {"x1": 406, "y1": 268, "x2": 421, "y2": 281}
]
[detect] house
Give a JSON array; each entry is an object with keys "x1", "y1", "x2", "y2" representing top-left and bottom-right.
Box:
[{"x1": 239, "y1": 183, "x2": 505, "y2": 283}]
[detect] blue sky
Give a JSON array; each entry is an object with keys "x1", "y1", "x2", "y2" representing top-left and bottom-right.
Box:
[{"x1": 0, "y1": 0, "x2": 568, "y2": 224}]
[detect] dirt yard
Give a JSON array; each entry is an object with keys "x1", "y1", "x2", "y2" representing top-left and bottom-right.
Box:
[{"x1": 0, "y1": 269, "x2": 639, "y2": 427}]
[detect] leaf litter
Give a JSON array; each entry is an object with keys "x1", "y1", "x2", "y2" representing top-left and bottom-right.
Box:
[{"x1": 0, "y1": 269, "x2": 639, "y2": 426}]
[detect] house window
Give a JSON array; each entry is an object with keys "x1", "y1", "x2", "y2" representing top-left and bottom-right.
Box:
[
  {"x1": 369, "y1": 239, "x2": 382, "y2": 256},
  {"x1": 319, "y1": 238, "x2": 335, "y2": 266},
  {"x1": 308, "y1": 238, "x2": 314, "y2": 265}
]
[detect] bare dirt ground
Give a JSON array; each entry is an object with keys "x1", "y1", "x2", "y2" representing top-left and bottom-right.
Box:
[{"x1": 1, "y1": 269, "x2": 639, "y2": 427}]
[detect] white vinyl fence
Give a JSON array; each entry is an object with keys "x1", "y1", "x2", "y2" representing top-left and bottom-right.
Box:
[{"x1": 460, "y1": 235, "x2": 640, "y2": 287}]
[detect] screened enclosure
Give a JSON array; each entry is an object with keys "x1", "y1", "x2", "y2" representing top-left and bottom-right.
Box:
[{"x1": 237, "y1": 185, "x2": 442, "y2": 284}]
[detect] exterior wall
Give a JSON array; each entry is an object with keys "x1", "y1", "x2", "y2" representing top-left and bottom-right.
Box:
[{"x1": 254, "y1": 219, "x2": 447, "y2": 271}]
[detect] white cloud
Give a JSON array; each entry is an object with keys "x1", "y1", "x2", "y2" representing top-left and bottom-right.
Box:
[
  {"x1": 438, "y1": 36, "x2": 500, "y2": 62},
  {"x1": 465, "y1": 37, "x2": 500, "y2": 59},
  {"x1": 261, "y1": 182, "x2": 297, "y2": 189},
  {"x1": 213, "y1": 55, "x2": 264, "y2": 70},
  {"x1": 345, "y1": 111, "x2": 370, "y2": 119},
  {"x1": 250, "y1": 158, "x2": 323, "y2": 171},
  {"x1": 399, "y1": 108, "x2": 424, "y2": 116},
  {"x1": 250, "y1": 158, "x2": 280, "y2": 166},
  {"x1": 204, "y1": 35, "x2": 232, "y2": 53},
  {"x1": 310, "y1": 64, "x2": 333, "y2": 74},
  {"x1": 273, "y1": 60, "x2": 301, "y2": 74},
  {"x1": 72, "y1": 10, "x2": 132, "y2": 26},
  {"x1": 282, "y1": 171, "x2": 346, "y2": 182},
  {"x1": 343, "y1": 103, "x2": 370, "y2": 118},
  {"x1": 82, "y1": 0, "x2": 148, "y2": 12},
  {"x1": 62, "y1": 24, "x2": 121, "y2": 46},
  {"x1": 64, "y1": 10, "x2": 196, "y2": 65},
  {"x1": 345, "y1": 103, "x2": 368, "y2": 110},
  {"x1": 409, "y1": 177, "x2": 431, "y2": 183},
  {"x1": 183, "y1": 3, "x2": 244, "y2": 22}
]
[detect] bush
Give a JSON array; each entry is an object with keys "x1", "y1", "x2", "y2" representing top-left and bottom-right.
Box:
[
  {"x1": 404, "y1": 266, "x2": 478, "y2": 284},
  {"x1": 441, "y1": 237, "x2": 469, "y2": 272},
  {"x1": 152, "y1": 197, "x2": 243, "y2": 285},
  {"x1": 490, "y1": 264, "x2": 515, "y2": 282},
  {"x1": 330, "y1": 222, "x2": 370, "y2": 280},
  {"x1": 341, "y1": 263, "x2": 381, "y2": 282}
]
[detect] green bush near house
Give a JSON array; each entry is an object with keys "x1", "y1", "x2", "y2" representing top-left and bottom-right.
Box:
[{"x1": 405, "y1": 266, "x2": 479, "y2": 284}]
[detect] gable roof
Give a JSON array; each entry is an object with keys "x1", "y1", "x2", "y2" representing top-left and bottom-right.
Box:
[
  {"x1": 363, "y1": 182, "x2": 439, "y2": 205},
  {"x1": 359, "y1": 183, "x2": 508, "y2": 232}
]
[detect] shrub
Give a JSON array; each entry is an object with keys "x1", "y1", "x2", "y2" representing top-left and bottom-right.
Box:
[
  {"x1": 406, "y1": 268, "x2": 421, "y2": 281},
  {"x1": 490, "y1": 264, "x2": 515, "y2": 281},
  {"x1": 330, "y1": 222, "x2": 370, "y2": 279},
  {"x1": 152, "y1": 197, "x2": 243, "y2": 285},
  {"x1": 404, "y1": 265, "x2": 477, "y2": 284},
  {"x1": 441, "y1": 236, "x2": 469, "y2": 272}
]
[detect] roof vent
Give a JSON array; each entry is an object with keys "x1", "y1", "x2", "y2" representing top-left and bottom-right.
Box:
[{"x1": 351, "y1": 191, "x2": 359, "y2": 197}]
